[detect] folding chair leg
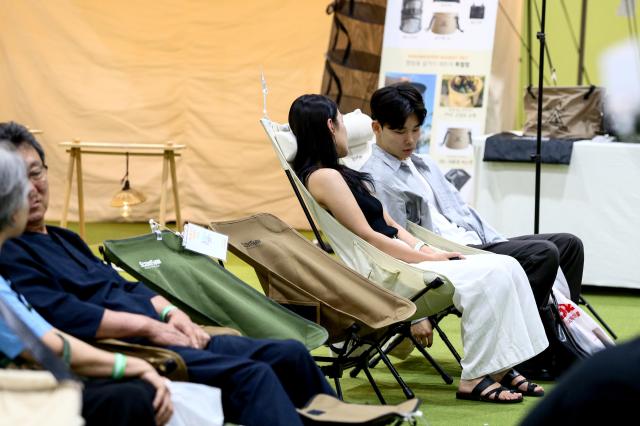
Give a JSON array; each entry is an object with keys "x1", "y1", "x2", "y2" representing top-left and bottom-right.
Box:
[
  {"x1": 364, "y1": 333, "x2": 404, "y2": 371},
  {"x1": 364, "y1": 325, "x2": 455, "y2": 386},
  {"x1": 373, "y1": 344, "x2": 415, "y2": 400},
  {"x1": 334, "y1": 377, "x2": 343, "y2": 400},
  {"x1": 408, "y1": 334, "x2": 454, "y2": 385},
  {"x1": 348, "y1": 338, "x2": 384, "y2": 378},
  {"x1": 579, "y1": 295, "x2": 618, "y2": 340},
  {"x1": 361, "y1": 366, "x2": 386, "y2": 405},
  {"x1": 364, "y1": 323, "x2": 454, "y2": 385},
  {"x1": 432, "y1": 319, "x2": 462, "y2": 366}
]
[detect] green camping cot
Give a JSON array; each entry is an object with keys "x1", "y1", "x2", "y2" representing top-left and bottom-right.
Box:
[{"x1": 102, "y1": 230, "x2": 328, "y2": 351}]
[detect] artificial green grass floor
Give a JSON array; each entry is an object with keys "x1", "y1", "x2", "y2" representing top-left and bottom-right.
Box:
[{"x1": 70, "y1": 221, "x2": 640, "y2": 426}]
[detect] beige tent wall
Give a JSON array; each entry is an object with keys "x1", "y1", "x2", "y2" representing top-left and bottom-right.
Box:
[
  {"x1": 1, "y1": 0, "x2": 523, "y2": 229},
  {"x1": 0, "y1": 0, "x2": 331, "y2": 229}
]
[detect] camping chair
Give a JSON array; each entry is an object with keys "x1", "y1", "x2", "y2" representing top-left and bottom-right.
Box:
[
  {"x1": 101, "y1": 230, "x2": 328, "y2": 351},
  {"x1": 210, "y1": 213, "x2": 443, "y2": 403},
  {"x1": 260, "y1": 116, "x2": 465, "y2": 374}
]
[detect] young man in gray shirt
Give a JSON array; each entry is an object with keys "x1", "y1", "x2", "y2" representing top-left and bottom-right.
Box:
[{"x1": 361, "y1": 83, "x2": 584, "y2": 307}]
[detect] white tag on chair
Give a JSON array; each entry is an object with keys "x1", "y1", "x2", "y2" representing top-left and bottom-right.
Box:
[{"x1": 182, "y1": 223, "x2": 228, "y2": 262}]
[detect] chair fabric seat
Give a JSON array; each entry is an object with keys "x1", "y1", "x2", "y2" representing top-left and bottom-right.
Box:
[{"x1": 211, "y1": 213, "x2": 416, "y2": 343}]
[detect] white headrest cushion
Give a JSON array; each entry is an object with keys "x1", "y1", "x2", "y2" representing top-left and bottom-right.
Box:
[
  {"x1": 273, "y1": 109, "x2": 374, "y2": 163},
  {"x1": 274, "y1": 126, "x2": 298, "y2": 163},
  {"x1": 343, "y1": 109, "x2": 374, "y2": 149}
]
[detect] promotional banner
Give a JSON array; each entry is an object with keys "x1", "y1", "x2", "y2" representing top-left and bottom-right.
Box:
[{"x1": 378, "y1": 0, "x2": 498, "y2": 203}]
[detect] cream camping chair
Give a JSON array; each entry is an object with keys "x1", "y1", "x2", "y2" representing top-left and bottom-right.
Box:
[{"x1": 261, "y1": 115, "x2": 465, "y2": 374}]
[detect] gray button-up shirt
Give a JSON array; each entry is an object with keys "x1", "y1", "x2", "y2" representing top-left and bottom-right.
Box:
[{"x1": 361, "y1": 144, "x2": 506, "y2": 245}]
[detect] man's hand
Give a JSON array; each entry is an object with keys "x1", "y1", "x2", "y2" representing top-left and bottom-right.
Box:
[
  {"x1": 410, "y1": 318, "x2": 434, "y2": 348},
  {"x1": 145, "y1": 320, "x2": 192, "y2": 347},
  {"x1": 166, "y1": 309, "x2": 211, "y2": 349}
]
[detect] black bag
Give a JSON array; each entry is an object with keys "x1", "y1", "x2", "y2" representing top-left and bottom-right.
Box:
[
  {"x1": 523, "y1": 85, "x2": 605, "y2": 139},
  {"x1": 529, "y1": 294, "x2": 588, "y2": 378}
]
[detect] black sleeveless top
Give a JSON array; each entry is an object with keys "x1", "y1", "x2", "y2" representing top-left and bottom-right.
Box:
[
  {"x1": 348, "y1": 184, "x2": 399, "y2": 238},
  {"x1": 300, "y1": 166, "x2": 399, "y2": 238}
]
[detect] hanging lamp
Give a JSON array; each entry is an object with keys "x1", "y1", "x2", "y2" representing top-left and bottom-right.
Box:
[{"x1": 111, "y1": 152, "x2": 145, "y2": 218}]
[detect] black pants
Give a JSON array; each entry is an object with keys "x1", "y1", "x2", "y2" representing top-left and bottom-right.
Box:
[
  {"x1": 472, "y1": 233, "x2": 584, "y2": 307},
  {"x1": 82, "y1": 379, "x2": 156, "y2": 426}
]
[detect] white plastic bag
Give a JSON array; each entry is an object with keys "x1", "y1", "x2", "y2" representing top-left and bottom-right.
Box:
[
  {"x1": 552, "y1": 269, "x2": 614, "y2": 355},
  {"x1": 166, "y1": 381, "x2": 224, "y2": 426}
]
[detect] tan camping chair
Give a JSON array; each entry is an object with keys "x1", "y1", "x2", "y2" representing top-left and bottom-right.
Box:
[{"x1": 211, "y1": 213, "x2": 426, "y2": 403}]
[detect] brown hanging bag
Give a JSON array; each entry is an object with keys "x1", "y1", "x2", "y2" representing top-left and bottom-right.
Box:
[{"x1": 523, "y1": 85, "x2": 604, "y2": 139}]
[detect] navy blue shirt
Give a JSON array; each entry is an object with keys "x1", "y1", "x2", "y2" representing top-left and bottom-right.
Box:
[{"x1": 0, "y1": 226, "x2": 159, "y2": 339}]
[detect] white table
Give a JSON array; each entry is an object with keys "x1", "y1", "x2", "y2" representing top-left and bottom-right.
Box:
[{"x1": 474, "y1": 139, "x2": 640, "y2": 289}]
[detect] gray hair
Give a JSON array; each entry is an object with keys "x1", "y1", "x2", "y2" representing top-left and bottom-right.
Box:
[{"x1": 0, "y1": 142, "x2": 30, "y2": 231}]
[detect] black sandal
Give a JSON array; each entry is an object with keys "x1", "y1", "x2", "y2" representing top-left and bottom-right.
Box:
[
  {"x1": 456, "y1": 375, "x2": 523, "y2": 404},
  {"x1": 500, "y1": 369, "x2": 545, "y2": 397}
]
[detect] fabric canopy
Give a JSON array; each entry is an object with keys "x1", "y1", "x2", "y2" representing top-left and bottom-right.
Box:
[
  {"x1": 0, "y1": 0, "x2": 521, "y2": 229},
  {"x1": 0, "y1": 0, "x2": 331, "y2": 228}
]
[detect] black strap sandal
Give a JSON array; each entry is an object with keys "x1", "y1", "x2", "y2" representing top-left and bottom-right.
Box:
[
  {"x1": 456, "y1": 375, "x2": 523, "y2": 404},
  {"x1": 500, "y1": 369, "x2": 545, "y2": 397}
]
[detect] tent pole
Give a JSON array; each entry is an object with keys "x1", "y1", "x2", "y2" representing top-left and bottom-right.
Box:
[
  {"x1": 534, "y1": 0, "x2": 548, "y2": 234},
  {"x1": 577, "y1": 0, "x2": 588, "y2": 85},
  {"x1": 527, "y1": 0, "x2": 533, "y2": 87}
]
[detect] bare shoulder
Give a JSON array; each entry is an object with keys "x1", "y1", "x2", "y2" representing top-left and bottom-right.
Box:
[
  {"x1": 307, "y1": 168, "x2": 346, "y2": 188},
  {"x1": 307, "y1": 168, "x2": 352, "y2": 204}
]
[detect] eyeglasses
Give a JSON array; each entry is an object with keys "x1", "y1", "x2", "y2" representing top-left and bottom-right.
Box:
[{"x1": 28, "y1": 164, "x2": 48, "y2": 182}]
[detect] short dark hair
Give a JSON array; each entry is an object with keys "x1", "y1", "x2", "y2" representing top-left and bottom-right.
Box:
[
  {"x1": 0, "y1": 121, "x2": 46, "y2": 165},
  {"x1": 370, "y1": 83, "x2": 427, "y2": 130}
]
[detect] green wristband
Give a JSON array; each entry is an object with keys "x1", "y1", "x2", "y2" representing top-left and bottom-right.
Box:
[
  {"x1": 161, "y1": 305, "x2": 177, "y2": 322},
  {"x1": 55, "y1": 333, "x2": 71, "y2": 366},
  {"x1": 112, "y1": 353, "x2": 127, "y2": 380}
]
